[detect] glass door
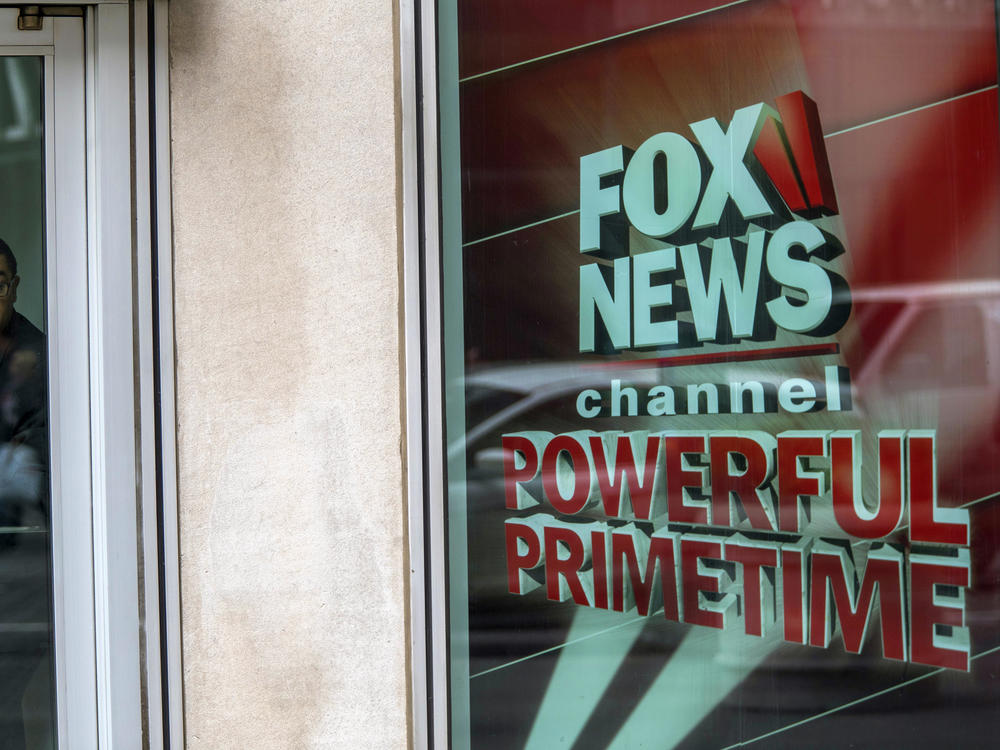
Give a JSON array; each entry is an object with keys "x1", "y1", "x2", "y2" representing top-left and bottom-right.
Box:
[
  {"x1": 0, "y1": 46, "x2": 54, "y2": 750},
  {"x1": 0, "y1": 9, "x2": 93, "y2": 749}
]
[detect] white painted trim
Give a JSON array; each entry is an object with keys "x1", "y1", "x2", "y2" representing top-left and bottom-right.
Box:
[
  {"x1": 402, "y1": 0, "x2": 455, "y2": 744},
  {"x1": 415, "y1": 0, "x2": 451, "y2": 745},
  {"x1": 0, "y1": 44, "x2": 52, "y2": 54},
  {"x1": 47, "y1": 16, "x2": 99, "y2": 749},
  {"x1": 87, "y1": 3, "x2": 144, "y2": 745}
]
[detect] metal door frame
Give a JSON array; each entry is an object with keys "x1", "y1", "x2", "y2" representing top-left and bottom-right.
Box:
[{"x1": 0, "y1": 4, "x2": 181, "y2": 747}]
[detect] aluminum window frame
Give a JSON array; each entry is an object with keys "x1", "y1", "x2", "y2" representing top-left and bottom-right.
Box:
[{"x1": 400, "y1": 0, "x2": 452, "y2": 746}]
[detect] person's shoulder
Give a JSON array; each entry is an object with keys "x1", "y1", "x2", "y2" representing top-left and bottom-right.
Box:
[{"x1": 12, "y1": 311, "x2": 45, "y2": 350}]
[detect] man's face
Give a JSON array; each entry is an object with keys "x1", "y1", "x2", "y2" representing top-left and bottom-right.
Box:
[{"x1": 0, "y1": 257, "x2": 20, "y2": 330}]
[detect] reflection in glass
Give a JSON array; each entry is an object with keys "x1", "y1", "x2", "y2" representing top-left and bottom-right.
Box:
[
  {"x1": 445, "y1": 0, "x2": 1000, "y2": 747},
  {"x1": 0, "y1": 55, "x2": 53, "y2": 750}
]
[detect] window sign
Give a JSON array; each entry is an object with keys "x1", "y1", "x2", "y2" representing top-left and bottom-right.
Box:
[{"x1": 435, "y1": 1, "x2": 1000, "y2": 747}]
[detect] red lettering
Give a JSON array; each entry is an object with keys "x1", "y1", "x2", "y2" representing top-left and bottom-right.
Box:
[
  {"x1": 665, "y1": 434, "x2": 709, "y2": 525},
  {"x1": 681, "y1": 536, "x2": 729, "y2": 629},
  {"x1": 502, "y1": 435, "x2": 539, "y2": 510},
  {"x1": 908, "y1": 432, "x2": 969, "y2": 545},
  {"x1": 611, "y1": 528, "x2": 680, "y2": 619},
  {"x1": 830, "y1": 431, "x2": 904, "y2": 539},
  {"x1": 541, "y1": 435, "x2": 592, "y2": 515},
  {"x1": 591, "y1": 530, "x2": 609, "y2": 610},
  {"x1": 710, "y1": 435, "x2": 775, "y2": 530},
  {"x1": 781, "y1": 541, "x2": 811, "y2": 644},
  {"x1": 504, "y1": 520, "x2": 541, "y2": 595},
  {"x1": 777, "y1": 432, "x2": 826, "y2": 532},
  {"x1": 809, "y1": 545, "x2": 906, "y2": 661},
  {"x1": 544, "y1": 525, "x2": 590, "y2": 605},
  {"x1": 590, "y1": 435, "x2": 661, "y2": 520},
  {"x1": 910, "y1": 553, "x2": 970, "y2": 671},
  {"x1": 725, "y1": 539, "x2": 779, "y2": 636}
]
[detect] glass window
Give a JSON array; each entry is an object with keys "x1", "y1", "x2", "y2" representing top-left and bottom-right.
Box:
[
  {"x1": 882, "y1": 303, "x2": 988, "y2": 389},
  {"x1": 430, "y1": 1, "x2": 1000, "y2": 748},
  {"x1": 0, "y1": 53, "x2": 53, "y2": 749}
]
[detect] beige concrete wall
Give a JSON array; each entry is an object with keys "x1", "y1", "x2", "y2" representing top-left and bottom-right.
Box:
[{"x1": 168, "y1": 2, "x2": 408, "y2": 747}]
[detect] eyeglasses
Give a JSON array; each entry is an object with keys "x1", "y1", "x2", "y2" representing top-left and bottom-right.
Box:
[{"x1": 0, "y1": 280, "x2": 12, "y2": 299}]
